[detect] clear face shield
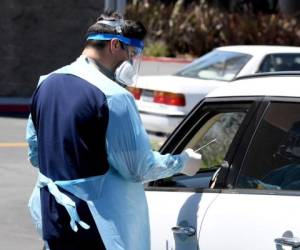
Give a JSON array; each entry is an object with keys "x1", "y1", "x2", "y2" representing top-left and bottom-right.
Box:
[
  {"x1": 86, "y1": 19, "x2": 144, "y2": 87},
  {"x1": 115, "y1": 46, "x2": 143, "y2": 87}
]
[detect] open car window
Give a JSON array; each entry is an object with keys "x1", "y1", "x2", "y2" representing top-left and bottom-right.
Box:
[
  {"x1": 185, "y1": 112, "x2": 245, "y2": 170},
  {"x1": 151, "y1": 102, "x2": 252, "y2": 189}
]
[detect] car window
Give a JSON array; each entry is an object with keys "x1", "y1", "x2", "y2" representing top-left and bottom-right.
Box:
[
  {"x1": 258, "y1": 53, "x2": 300, "y2": 72},
  {"x1": 185, "y1": 112, "x2": 246, "y2": 169},
  {"x1": 153, "y1": 108, "x2": 248, "y2": 188},
  {"x1": 236, "y1": 101, "x2": 300, "y2": 191},
  {"x1": 175, "y1": 50, "x2": 252, "y2": 81}
]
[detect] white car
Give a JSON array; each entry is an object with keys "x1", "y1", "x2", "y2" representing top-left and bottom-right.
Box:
[
  {"x1": 130, "y1": 45, "x2": 300, "y2": 136},
  {"x1": 146, "y1": 73, "x2": 300, "y2": 250}
]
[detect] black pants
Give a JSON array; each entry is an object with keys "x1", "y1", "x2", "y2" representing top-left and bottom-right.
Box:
[
  {"x1": 47, "y1": 239, "x2": 106, "y2": 250},
  {"x1": 42, "y1": 188, "x2": 106, "y2": 250}
]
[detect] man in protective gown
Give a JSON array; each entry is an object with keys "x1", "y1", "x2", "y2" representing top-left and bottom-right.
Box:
[{"x1": 26, "y1": 11, "x2": 202, "y2": 250}]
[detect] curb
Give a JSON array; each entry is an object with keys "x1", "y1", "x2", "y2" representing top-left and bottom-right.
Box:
[{"x1": 0, "y1": 98, "x2": 30, "y2": 114}]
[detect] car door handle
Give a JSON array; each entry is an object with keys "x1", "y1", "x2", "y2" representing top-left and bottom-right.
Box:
[
  {"x1": 171, "y1": 226, "x2": 196, "y2": 236},
  {"x1": 275, "y1": 236, "x2": 300, "y2": 248}
]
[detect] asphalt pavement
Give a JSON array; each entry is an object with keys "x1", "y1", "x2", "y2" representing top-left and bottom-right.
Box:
[{"x1": 0, "y1": 117, "x2": 43, "y2": 250}]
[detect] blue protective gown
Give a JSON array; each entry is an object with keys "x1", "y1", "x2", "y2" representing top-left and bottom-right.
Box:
[{"x1": 26, "y1": 55, "x2": 189, "y2": 250}]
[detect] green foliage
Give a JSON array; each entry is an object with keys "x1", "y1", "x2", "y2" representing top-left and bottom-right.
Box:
[
  {"x1": 125, "y1": 1, "x2": 300, "y2": 57},
  {"x1": 143, "y1": 41, "x2": 170, "y2": 57}
]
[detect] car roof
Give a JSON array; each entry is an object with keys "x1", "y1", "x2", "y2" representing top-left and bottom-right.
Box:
[
  {"x1": 206, "y1": 74, "x2": 300, "y2": 98},
  {"x1": 216, "y1": 45, "x2": 300, "y2": 56}
]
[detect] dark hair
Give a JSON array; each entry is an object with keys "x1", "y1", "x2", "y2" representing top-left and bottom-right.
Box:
[{"x1": 85, "y1": 10, "x2": 147, "y2": 50}]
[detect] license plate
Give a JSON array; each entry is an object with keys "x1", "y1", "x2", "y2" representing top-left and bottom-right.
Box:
[{"x1": 141, "y1": 90, "x2": 154, "y2": 102}]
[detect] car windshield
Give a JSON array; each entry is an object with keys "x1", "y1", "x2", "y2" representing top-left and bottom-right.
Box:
[{"x1": 175, "y1": 50, "x2": 252, "y2": 81}]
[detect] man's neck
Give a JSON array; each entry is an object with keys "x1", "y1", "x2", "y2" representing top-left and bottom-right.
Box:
[
  {"x1": 82, "y1": 47, "x2": 115, "y2": 80},
  {"x1": 82, "y1": 47, "x2": 114, "y2": 72}
]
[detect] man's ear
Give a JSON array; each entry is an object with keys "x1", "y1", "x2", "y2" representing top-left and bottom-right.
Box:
[{"x1": 110, "y1": 39, "x2": 122, "y2": 54}]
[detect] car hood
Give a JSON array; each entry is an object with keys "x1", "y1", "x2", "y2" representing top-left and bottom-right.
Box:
[{"x1": 136, "y1": 75, "x2": 225, "y2": 93}]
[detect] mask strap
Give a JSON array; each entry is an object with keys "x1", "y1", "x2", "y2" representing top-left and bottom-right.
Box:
[{"x1": 96, "y1": 19, "x2": 125, "y2": 34}]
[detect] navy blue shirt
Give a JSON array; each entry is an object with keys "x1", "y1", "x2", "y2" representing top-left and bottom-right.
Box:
[
  {"x1": 31, "y1": 73, "x2": 109, "y2": 245},
  {"x1": 31, "y1": 73, "x2": 109, "y2": 180}
]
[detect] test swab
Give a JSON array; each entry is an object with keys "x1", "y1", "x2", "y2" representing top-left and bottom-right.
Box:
[{"x1": 194, "y1": 138, "x2": 217, "y2": 153}]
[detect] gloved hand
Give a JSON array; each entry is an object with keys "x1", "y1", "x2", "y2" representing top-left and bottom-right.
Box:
[{"x1": 181, "y1": 148, "x2": 203, "y2": 176}]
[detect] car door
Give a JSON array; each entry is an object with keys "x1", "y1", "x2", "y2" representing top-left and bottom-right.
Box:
[
  {"x1": 199, "y1": 98, "x2": 300, "y2": 250},
  {"x1": 146, "y1": 97, "x2": 263, "y2": 250}
]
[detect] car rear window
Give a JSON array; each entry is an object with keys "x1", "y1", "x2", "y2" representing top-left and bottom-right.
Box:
[{"x1": 175, "y1": 50, "x2": 252, "y2": 81}]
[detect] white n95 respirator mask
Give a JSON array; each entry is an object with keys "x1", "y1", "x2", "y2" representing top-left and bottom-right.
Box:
[{"x1": 115, "y1": 60, "x2": 139, "y2": 87}]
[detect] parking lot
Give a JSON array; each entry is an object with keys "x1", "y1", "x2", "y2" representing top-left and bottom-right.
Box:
[{"x1": 0, "y1": 117, "x2": 43, "y2": 250}]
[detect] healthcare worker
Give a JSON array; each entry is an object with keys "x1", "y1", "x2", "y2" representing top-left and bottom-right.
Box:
[{"x1": 26, "y1": 11, "x2": 203, "y2": 250}]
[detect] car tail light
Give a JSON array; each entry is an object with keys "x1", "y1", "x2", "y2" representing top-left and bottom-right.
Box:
[
  {"x1": 153, "y1": 91, "x2": 185, "y2": 106},
  {"x1": 127, "y1": 86, "x2": 142, "y2": 100}
]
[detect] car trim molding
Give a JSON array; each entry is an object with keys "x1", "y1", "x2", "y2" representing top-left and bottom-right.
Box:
[
  {"x1": 139, "y1": 110, "x2": 185, "y2": 118},
  {"x1": 145, "y1": 186, "x2": 222, "y2": 193}
]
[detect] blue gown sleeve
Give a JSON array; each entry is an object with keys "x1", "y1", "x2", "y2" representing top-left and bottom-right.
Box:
[
  {"x1": 26, "y1": 115, "x2": 39, "y2": 167},
  {"x1": 106, "y1": 93, "x2": 188, "y2": 183},
  {"x1": 25, "y1": 75, "x2": 49, "y2": 168}
]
